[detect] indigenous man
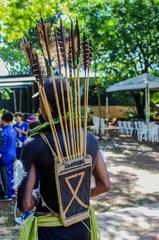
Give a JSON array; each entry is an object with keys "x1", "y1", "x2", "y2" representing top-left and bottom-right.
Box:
[
  {"x1": 17, "y1": 76, "x2": 110, "y2": 240},
  {"x1": 0, "y1": 112, "x2": 16, "y2": 200},
  {"x1": 13, "y1": 112, "x2": 29, "y2": 159}
]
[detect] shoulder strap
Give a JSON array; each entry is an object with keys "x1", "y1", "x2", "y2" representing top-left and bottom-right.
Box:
[
  {"x1": 40, "y1": 132, "x2": 57, "y2": 160},
  {"x1": 40, "y1": 129, "x2": 85, "y2": 160}
]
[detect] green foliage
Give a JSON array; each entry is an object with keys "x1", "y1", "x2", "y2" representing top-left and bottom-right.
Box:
[
  {"x1": 151, "y1": 92, "x2": 159, "y2": 105},
  {"x1": 1, "y1": 0, "x2": 62, "y2": 41},
  {"x1": 124, "y1": 107, "x2": 138, "y2": 120},
  {"x1": 0, "y1": 0, "x2": 159, "y2": 84},
  {"x1": 0, "y1": 0, "x2": 62, "y2": 74},
  {"x1": 0, "y1": 108, "x2": 8, "y2": 118},
  {"x1": 0, "y1": 37, "x2": 30, "y2": 75},
  {"x1": 0, "y1": 87, "x2": 12, "y2": 100}
]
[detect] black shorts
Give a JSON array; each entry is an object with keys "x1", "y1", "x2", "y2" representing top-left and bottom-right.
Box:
[{"x1": 38, "y1": 218, "x2": 90, "y2": 240}]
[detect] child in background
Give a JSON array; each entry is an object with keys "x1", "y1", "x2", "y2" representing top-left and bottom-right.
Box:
[
  {"x1": 13, "y1": 112, "x2": 29, "y2": 159},
  {"x1": 0, "y1": 112, "x2": 16, "y2": 200}
]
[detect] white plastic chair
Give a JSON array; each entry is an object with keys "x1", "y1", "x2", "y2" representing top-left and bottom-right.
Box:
[
  {"x1": 117, "y1": 121, "x2": 124, "y2": 135},
  {"x1": 92, "y1": 116, "x2": 105, "y2": 135},
  {"x1": 126, "y1": 121, "x2": 134, "y2": 136},
  {"x1": 148, "y1": 125, "x2": 159, "y2": 142},
  {"x1": 137, "y1": 123, "x2": 148, "y2": 142},
  {"x1": 92, "y1": 116, "x2": 99, "y2": 134},
  {"x1": 134, "y1": 121, "x2": 139, "y2": 135}
]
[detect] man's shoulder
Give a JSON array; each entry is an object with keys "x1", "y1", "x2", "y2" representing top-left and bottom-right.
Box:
[
  {"x1": 23, "y1": 134, "x2": 41, "y2": 147},
  {"x1": 86, "y1": 131, "x2": 99, "y2": 155},
  {"x1": 87, "y1": 131, "x2": 97, "y2": 142},
  {"x1": 22, "y1": 135, "x2": 42, "y2": 156}
]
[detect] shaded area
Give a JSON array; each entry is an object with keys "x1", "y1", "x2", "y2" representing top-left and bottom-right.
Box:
[
  {"x1": 92, "y1": 131, "x2": 159, "y2": 239},
  {"x1": 0, "y1": 201, "x2": 20, "y2": 240},
  {"x1": 0, "y1": 132, "x2": 159, "y2": 239}
]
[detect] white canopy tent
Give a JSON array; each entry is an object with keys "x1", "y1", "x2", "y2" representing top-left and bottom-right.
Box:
[
  {"x1": 106, "y1": 73, "x2": 159, "y2": 123},
  {"x1": 0, "y1": 58, "x2": 9, "y2": 76}
]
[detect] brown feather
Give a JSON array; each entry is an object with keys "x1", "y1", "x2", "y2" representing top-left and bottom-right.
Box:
[{"x1": 21, "y1": 40, "x2": 47, "y2": 84}]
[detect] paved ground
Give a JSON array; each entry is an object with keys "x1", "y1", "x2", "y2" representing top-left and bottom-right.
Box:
[
  {"x1": 0, "y1": 132, "x2": 159, "y2": 239},
  {"x1": 92, "y1": 133, "x2": 159, "y2": 240}
]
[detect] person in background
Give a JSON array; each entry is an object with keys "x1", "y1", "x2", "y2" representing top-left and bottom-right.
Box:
[
  {"x1": 17, "y1": 77, "x2": 110, "y2": 240},
  {"x1": 0, "y1": 122, "x2": 3, "y2": 197},
  {"x1": 0, "y1": 112, "x2": 16, "y2": 200},
  {"x1": 23, "y1": 113, "x2": 32, "y2": 122},
  {"x1": 26, "y1": 115, "x2": 40, "y2": 131},
  {"x1": 13, "y1": 112, "x2": 29, "y2": 159}
]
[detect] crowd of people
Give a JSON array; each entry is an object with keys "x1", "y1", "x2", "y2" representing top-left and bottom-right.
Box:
[
  {"x1": 0, "y1": 111, "x2": 39, "y2": 201},
  {"x1": 0, "y1": 76, "x2": 110, "y2": 240}
]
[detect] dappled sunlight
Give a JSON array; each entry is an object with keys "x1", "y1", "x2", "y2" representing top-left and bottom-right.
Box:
[
  {"x1": 0, "y1": 134, "x2": 159, "y2": 239},
  {"x1": 97, "y1": 204, "x2": 159, "y2": 240},
  {"x1": 135, "y1": 172, "x2": 159, "y2": 194},
  {"x1": 92, "y1": 134, "x2": 159, "y2": 239}
]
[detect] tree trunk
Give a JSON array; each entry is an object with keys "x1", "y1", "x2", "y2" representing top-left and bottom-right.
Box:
[
  {"x1": 131, "y1": 91, "x2": 145, "y2": 119},
  {"x1": 13, "y1": 90, "x2": 17, "y2": 113}
]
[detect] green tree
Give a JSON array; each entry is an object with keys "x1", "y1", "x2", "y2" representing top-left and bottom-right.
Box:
[
  {"x1": 66, "y1": 0, "x2": 159, "y2": 118},
  {"x1": 0, "y1": 0, "x2": 62, "y2": 74},
  {"x1": 0, "y1": 87, "x2": 12, "y2": 100},
  {"x1": 1, "y1": 0, "x2": 159, "y2": 119}
]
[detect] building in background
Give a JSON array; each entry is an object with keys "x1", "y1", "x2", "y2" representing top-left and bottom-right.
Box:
[{"x1": 0, "y1": 75, "x2": 38, "y2": 113}]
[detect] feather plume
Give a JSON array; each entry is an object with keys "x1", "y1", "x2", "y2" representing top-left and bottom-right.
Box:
[
  {"x1": 70, "y1": 20, "x2": 75, "y2": 70},
  {"x1": 49, "y1": 30, "x2": 65, "y2": 74},
  {"x1": 37, "y1": 19, "x2": 52, "y2": 66},
  {"x1": 68, "y1": 34, "x2": 73, "y2": 78},
  {"x1": 21, "y1": 38, "x2": 33, "y2": 66},
  {"x1": 21, "y1": 39, "x2": 47, "y2": 84},
  {"x1": 81, "y1": 33, "x2": 92, "y2": 74},
  {"x1": 56, "y1": 19, "x2": 67, "y2": 68},
  {"x1": 74, "y1": 20, "x2": 80, "y2": 64},
  {"x1": 48, "y1": 20, "x2": 71, "y2": 74}
]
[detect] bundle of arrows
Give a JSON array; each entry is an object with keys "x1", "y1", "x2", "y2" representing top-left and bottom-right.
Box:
[{"x1": 21, "y1": 18, "x2": 92, "y2": 164}]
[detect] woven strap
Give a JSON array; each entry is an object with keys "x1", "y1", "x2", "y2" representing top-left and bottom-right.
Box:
[
  {"x1": 40, "y1": 132, "x2": 57, "y2": 160},
  {"x1": 39, "y1": 132, "x2": 58, "y2": 214},
  {"x1": 40, "y1": 129, "x2": 84, "y2": 159}
]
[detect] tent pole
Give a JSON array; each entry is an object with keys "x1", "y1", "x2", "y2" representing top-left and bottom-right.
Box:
[
  {"x1": 106, "y1": 93, "x2": 109, "y2": 121},
  {"x1": 105, "y1": 92, "x2": 109, "y2": 138},
  {"x1": 147, "y1": 85, "x2": 150, "y2": 124},
  {"x1": 145, "y1": 81, "x2": 150, "y2": 124},
  {"x1": 145, "y1": 87, "x2": 147, "y2": 123}
]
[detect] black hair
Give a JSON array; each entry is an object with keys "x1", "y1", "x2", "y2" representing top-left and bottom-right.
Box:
[
  {"x1": 23, "y1": 113, "x2": 31, "y2": 121},
  {"x1": 2, "y1": 112, "x2": 14, "y2": 122},
  {"x1": 14, "y1": 112, "x2": 23, "y2": 118},
  {"x1": 29, "y1": 121, "x2": 40, "y2": 130},
  {"x1": 43, "y1": 76, "x2": 68, "y2": 118}
]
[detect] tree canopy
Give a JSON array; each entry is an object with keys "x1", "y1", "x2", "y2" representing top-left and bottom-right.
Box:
[
  {"x1": 0, "y1": 0, "x2": 159, "y2": 112},
  {"x1": 1, "y1": 0, "x2": 159, "y2": 76}
]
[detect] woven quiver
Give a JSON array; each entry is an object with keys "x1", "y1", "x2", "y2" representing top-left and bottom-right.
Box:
[
  {"x1": 55, "y1": 155, "x2": 92, "y2": 226},
  {"x1": 40, "y1": 132, "x2": 92, "y2": 226}
]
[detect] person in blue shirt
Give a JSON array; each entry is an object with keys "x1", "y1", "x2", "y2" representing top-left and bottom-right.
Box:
[
  {"x1": 0, "y1": 112, "x2": 16, "y2": 200},
  {"x1": 0, "y1": 125, "x2": 3, "y2": 197},
  {"x1": 13, "y1": 112, "x2": 29, "y2": 159}
]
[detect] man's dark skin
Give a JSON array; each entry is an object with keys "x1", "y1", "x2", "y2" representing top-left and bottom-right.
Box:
[{"x1": 20, "y1": 100, "x2": 111, "y2": 212}]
